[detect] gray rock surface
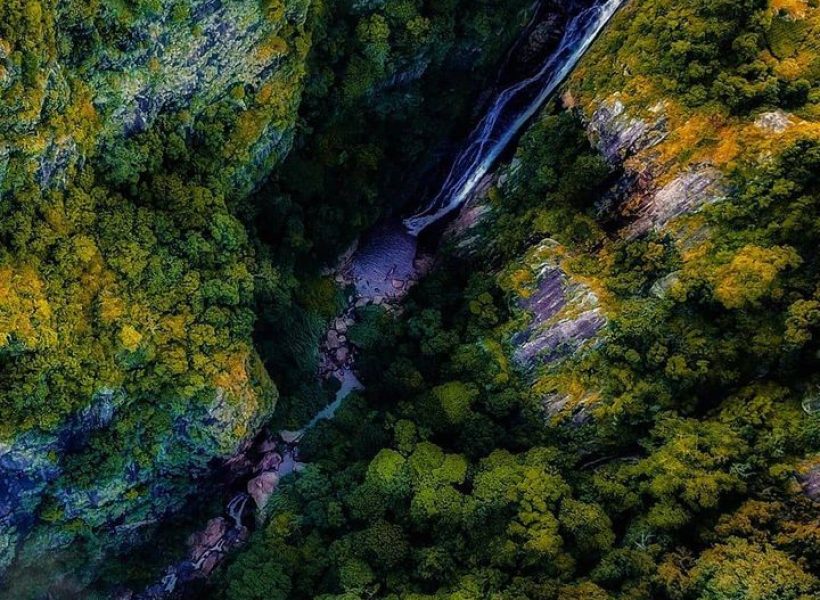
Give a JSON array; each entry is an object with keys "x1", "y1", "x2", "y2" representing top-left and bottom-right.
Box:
[
  {"x1": 588, "y1": 97, "x2": 667, "y2": 163},
  {"x1": 0, "y1": 390, "x2": 124, "y2": 572},
  {"x1": 510, "y1": 246, "x2": 606, "y2": 369},
  {"x1": 624, "y1": 166, "x2": 726, "y2": 237}
]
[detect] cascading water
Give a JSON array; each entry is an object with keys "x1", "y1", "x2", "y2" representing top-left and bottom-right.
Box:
[{"x1": 403, "y1": 0, "x2": 623, "y2": 235}]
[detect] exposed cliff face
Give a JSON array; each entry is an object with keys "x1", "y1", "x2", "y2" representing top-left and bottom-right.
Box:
[
  {"x1": 584, "y1": 96, "x2": 727, "y2": 239},
  {"x1": 1, "y1": 354, "x2": 278, "y2": 597},
  {"x1": 507, "y1": 241, "x2": 605, "y2": 368},
  {"x1": 0, "y1": 390, "x2": 123, "y2": 571},
  {"x1": 444, "y1": 12, "x2": 817, "y2": 421}
]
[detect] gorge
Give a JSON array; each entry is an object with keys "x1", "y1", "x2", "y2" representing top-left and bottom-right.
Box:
[{"x1": 0, "y1": 0, "x2": 818, "y2": 598}]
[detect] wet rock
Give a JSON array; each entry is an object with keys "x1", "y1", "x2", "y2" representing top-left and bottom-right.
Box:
[
  {"x1": 279, "y1": 430, "x2": 301, "y2": 444},
  {"x1": 335, "y1": 347, "x2": 349, "y2": 364},
  {"x1": 444, "y1": 189, "x2": 494, "y2": 250},
  {"x1": 256, "y1": 451, "x2": 282, "y2": 473},
  {"x1": 326, "y1": 330, "x2": 341, "y2": 349},
  {"x1": 188, "y1": 518, "x2": 228, "y2": 561},
  {"x1": 257, "y1": 438, "x2": 278, "y2": 454},
  {"x1": 523, "y1": 16, "x2": 563, "y2": 63},
  {"x1": 247, "y1": 471, "x2": 279, "y2": 510}
]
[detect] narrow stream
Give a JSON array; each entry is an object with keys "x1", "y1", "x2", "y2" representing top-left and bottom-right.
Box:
[{"x1": 132, "y1": 1, "x2": 623, "y2": 597}]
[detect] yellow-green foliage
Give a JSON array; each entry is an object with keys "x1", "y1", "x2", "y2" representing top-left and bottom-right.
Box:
[
  {"x1": 0, "y1": 0, "x2": 314, "y2": 443},
  {"x1": 568, "y1": 0, "x2": 820, "y2": 175}
]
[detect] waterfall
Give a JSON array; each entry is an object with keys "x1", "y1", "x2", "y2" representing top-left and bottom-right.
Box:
[
  {"x1": 403, "y1": 0, "x2": 623, "y2": 236},
  {"x1": 226, "y1": 493, "x2": 249, "y2": 528}
]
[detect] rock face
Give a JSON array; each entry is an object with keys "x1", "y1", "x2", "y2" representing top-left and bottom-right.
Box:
[
  {"x1": 509, "y1": 243, "x2": 605, "y2": 369},
  {"x1": 585, "y1": 95, "x2": 726, "y2": 239},
  {"x1": 0, "y1": 391, "x2": 123, "y2": 573},
  {"x1": 588, "y1": 97, "x2": 668, "y2": 164},
  {"x1": 755, "y1": 110, "x2": 793, "y2": 133},
  {"x1": 799, "y1": 462, "x2": 820, "y2": 500},
  {"x1": 247, "y1": 471, "x2": 280, "y2": 511},
  {"x1": 441, "y1": 90, "x2": 733, "y2": 423},
  {"x1": 624, "y1": 166, "x2": 726, "y2": 237},
  {"x1": 3, "y1": 0, "x2": 310, "y2": 194}
]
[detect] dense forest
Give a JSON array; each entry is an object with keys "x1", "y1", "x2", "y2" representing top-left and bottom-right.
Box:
[{"x1": 0, "y1": 0, "x2": 818, "y2": 598}]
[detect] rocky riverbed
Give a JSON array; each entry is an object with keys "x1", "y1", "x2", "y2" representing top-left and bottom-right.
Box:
[{"x1": 129, "y1": 220, "x2": 435, "y2": 598}]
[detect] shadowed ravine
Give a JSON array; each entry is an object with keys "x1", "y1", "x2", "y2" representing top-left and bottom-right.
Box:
[{"x1": 132, "y1": 2, "x2": 623, "y2": 596}]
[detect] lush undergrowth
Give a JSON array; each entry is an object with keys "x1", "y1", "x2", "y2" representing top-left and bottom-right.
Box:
[{"x1": 251, "y1": 0, "x2": 535, "y2": 429}]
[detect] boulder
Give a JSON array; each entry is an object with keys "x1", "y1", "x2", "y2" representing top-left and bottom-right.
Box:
[
  {"x1": 247, "y1": 472, "x2": 280, "y2": 510},
  {"x1": 326, "y1": 330, "x2": 341, "y2": 349},
  {"x1": 188, "y1": 518, "x2": 228, "y2": 561},
  {"x1": 256, "y1": 452, "x2": 283, "y2": 473}
]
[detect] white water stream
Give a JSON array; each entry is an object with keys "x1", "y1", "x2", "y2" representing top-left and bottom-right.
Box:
[{"x1": 404, "y1": 0, "x2": 623, "y2": 235}]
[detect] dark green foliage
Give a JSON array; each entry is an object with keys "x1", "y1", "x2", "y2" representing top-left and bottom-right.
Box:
[
  {"x1": 2, "y1": 0, "x2": 818, "y2": 597},
  {"x1": 576, "y1": 0, "x2": 815, "y2": 113}
]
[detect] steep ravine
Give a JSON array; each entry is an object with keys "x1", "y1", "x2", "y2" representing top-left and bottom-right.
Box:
[
  {"x1": 125, "y1": 2, "x2": 625, "y2": 596},
  {"x1": 174, "y1": 0, "x2": 820, "y2": 595}
]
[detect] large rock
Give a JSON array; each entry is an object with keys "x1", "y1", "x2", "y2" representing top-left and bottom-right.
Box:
[
  {"x1": 624, "y1": 166, "x2": 726, "y2": 237},
  {"x1": 247, "y1": 471, "x2": 280, "y2": 510},
  {"x1": 508, "y1": 241, "x2": 605, "y2": 369},
  {"x1": 587, "y1": 97, "x2": 667, "y2": 164}
]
